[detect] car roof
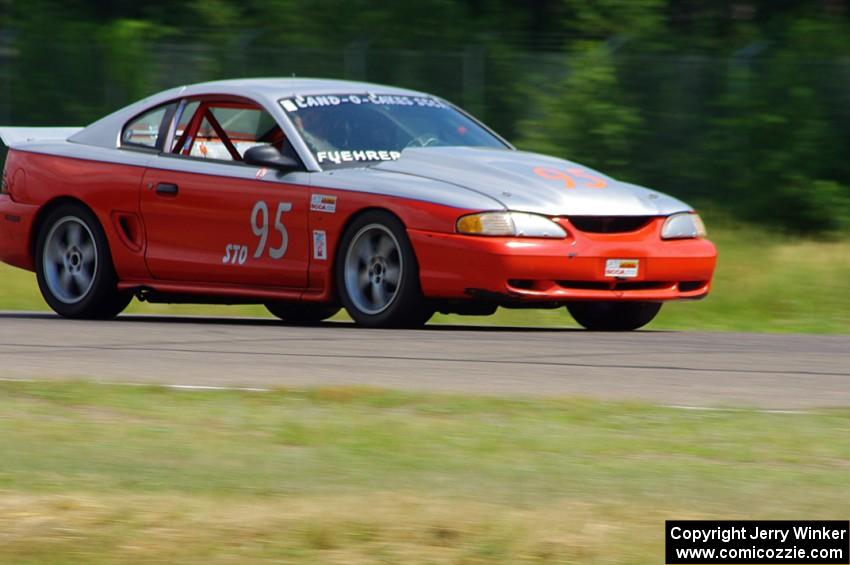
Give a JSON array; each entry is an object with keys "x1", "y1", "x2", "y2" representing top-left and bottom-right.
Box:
[
  {"x1": 182, "y1": 77, "x2": 428, "y2": 99},
  {"x1": 69, "y1": 78, "x2": 431, "y2": 149}
]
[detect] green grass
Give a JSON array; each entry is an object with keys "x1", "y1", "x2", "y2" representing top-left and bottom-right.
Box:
[
  {"x1": 3, "y1": 222, "x2": 849, "y2": 332},
  {"x1": 0, "y1": 381, "x2": 848, "y2": 563}
]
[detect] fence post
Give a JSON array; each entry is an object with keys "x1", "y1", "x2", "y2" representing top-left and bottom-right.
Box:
[
  {"x1": 0, "y1": 33, "x2": 10, "y2": 125},
  {"x1": 728, "y1": 41, "x2": 768, "y2": 180},
  {"x1": 462, "y1": 45, "x2": 485, "y2": 115},
  {"x1": 344, "y1": 40, "x2": 368, "y2": 80}
]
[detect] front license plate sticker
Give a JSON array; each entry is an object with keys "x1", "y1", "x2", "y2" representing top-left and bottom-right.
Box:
[{"x1": 605, "y1": 259, "x2": 639, "y2": 278}]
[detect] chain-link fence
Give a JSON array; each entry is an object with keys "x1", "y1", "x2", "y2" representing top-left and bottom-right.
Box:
[{"x1": 2, "y1": 35, "x2": 848, "y2": 230}]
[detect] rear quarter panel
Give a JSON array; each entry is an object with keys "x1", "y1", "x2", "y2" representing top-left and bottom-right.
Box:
[{"x1": 5, "y1": 150, "x2": 150, "y2": 279}]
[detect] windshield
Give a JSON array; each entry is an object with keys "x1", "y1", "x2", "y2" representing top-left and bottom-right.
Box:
[{"x1": 279, "y1": 93, "x2": 508, "y2": 169}]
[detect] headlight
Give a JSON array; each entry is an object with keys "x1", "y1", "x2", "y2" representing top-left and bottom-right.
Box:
[
  {"x1": 457, "y1": 212, "x2": 567, "y2": 238},
  {"x1": 661, "y1": 213, "x2": 706, "y2": 239}
]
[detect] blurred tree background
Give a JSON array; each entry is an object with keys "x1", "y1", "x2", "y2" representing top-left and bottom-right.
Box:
[{"x1": 0, "y1": 0, "x2": 848, "y2": 234}]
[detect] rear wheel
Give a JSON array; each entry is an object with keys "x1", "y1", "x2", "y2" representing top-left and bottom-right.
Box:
[
  {"x1": 35, "y1": 203, "x2": 131, "y2": 319},
  {"x1": 566, "y1": 301, "x2": 662, "y2": 331},
  {"x1": 265, "y1": 302, "x2": 340, "y2": 324},
  {"x1": 336, "y1": 211, "x2": 433, "y2": 328}
]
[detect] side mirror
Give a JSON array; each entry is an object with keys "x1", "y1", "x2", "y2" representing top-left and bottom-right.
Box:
[{"x1": 243, "y1": 145, "x2": 300, "y2": 172}]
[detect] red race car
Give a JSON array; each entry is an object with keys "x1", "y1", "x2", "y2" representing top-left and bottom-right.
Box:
[{"x1": 0, "y1": 79, "x2": 716, "y2": 330}]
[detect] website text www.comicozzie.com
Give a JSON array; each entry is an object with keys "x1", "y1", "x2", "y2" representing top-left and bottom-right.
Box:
[
  {"x1": 665, "y1": 520, "x2": 849, "y2": 564},
  {"x1": 673, "y1": 545, "x2": 843, "y2": 562}
]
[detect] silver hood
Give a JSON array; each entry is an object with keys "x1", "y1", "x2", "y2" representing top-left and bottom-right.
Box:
[{"x1": 373, "y1": 147, "x2": 691, "y2": 216}]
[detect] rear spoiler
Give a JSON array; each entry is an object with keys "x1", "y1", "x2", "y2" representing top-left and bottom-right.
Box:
[{"x1": 0, "y1": 127, "x2": 84, "y2": 148}]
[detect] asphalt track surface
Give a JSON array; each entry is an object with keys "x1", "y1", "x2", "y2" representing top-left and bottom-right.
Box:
[{"x1": 1, "y1": 311, "x2": 849, "y2": 409}]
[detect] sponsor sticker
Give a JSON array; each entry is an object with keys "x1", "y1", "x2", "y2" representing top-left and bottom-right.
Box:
[
  {"x1": 605, "y1": 258, "x2": 639, "y2": 278},
  {"x1": 280, "y1": 94, "x2": 447, "y2": 113},
  {"x1": 280, "y1": 99, "x2": 299, "y2": 112},
  {"x1": 313, "y1": 230, "x2": 328, "y2": 260},
  {"x1": 310, "y1": 194, "x2": 337, "y2": 213},
  {"x1": 316, "y1": 150, "x2": 401, "y2": 164}
]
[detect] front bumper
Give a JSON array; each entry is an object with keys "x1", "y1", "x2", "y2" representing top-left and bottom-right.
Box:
[{"x1": 410, "y1": 218, "x2": 717, "y2": 303}]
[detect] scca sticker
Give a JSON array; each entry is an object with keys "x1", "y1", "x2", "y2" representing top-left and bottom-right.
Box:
[
  {"x1": 604, "y1": 259, "x2": 639, "y2": 278},
  {"x1": 310, "y1": 194, "x2": 337, "y2": 213}
]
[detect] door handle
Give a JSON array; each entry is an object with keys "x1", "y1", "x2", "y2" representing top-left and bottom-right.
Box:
[{"x1": 155, "y1": 183, "x2": 179, "y2": 196}]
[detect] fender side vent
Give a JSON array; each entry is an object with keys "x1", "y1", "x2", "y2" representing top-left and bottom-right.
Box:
[{"x1": 112, "y1": 212, "x2": 143, "y2": 252}]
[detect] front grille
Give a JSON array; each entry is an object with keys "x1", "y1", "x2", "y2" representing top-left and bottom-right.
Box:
[
  {"x1": 506, "y1": 279, "x2": 703, "y2": 294},
  {"x1": 507, "y1": 279, "x2": 536, "y2": 290},
  {"x1": 678, "y1": 281, "x2": 708, "y2": 292},
  {"x1": 557, "y1": 280, "x2": 673, "y2": 291},
  {"x1": 568, "y1": 216, "x2": 653, "y2": 234}
]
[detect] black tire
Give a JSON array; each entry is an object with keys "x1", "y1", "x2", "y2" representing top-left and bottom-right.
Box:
[
  {"x1": 265, "y1": 302, "x2": 340, "y2": 324},
  {"x1": 566, "y1": 301, "x2": 662, "y2": 331},
  {"x1": 35, "y1": 203, "x2": 131, "y2": 319},
  {"x1": 335, "y1": 210, "x2": 433, "y2": 328}
]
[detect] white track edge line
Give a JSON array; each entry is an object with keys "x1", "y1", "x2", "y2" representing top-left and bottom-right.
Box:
[
  {"x1": 0, "y1": 376, "x2": 271, "y2": 393},
  {"x1": 663, "y1": 404, "x2": 811, "y2": 415}
]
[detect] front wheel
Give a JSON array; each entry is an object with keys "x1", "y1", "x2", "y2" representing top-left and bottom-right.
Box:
[
  {"x1": 35, "y1": 203, "x2": 131, "y2": 319},
  {"x1": 336, "y1": 211, "x2": 433, "y2": 328},
  {"x1": 566, "y1": 301, "x2": 662, "y2": 331}
]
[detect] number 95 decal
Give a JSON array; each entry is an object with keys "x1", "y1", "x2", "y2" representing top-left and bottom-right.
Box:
[{"x1": 222, "y1": 201, "x2": 292, "y2": 265}]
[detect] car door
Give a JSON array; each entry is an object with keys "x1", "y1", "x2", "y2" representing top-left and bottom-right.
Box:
[{"x1": 139, "y1": 97, "x2": 310, "y2": 288}]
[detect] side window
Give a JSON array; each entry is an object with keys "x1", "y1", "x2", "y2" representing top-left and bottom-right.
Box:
[
  {"x1": 192, "y1": 112, "x2": 238, "y2": 161},
  {"x1": 170, "y1": 101, "x2": 200, "y2": 153},
  {"x1": 210, "y1": 107, "x2": 277, "y2": 148},
  {"x1": 172, "y1": 100, "x2": 287, "y2": 162},
  {"x1": 121, "y1": 103, "x2": 175, "y2": 150}
]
